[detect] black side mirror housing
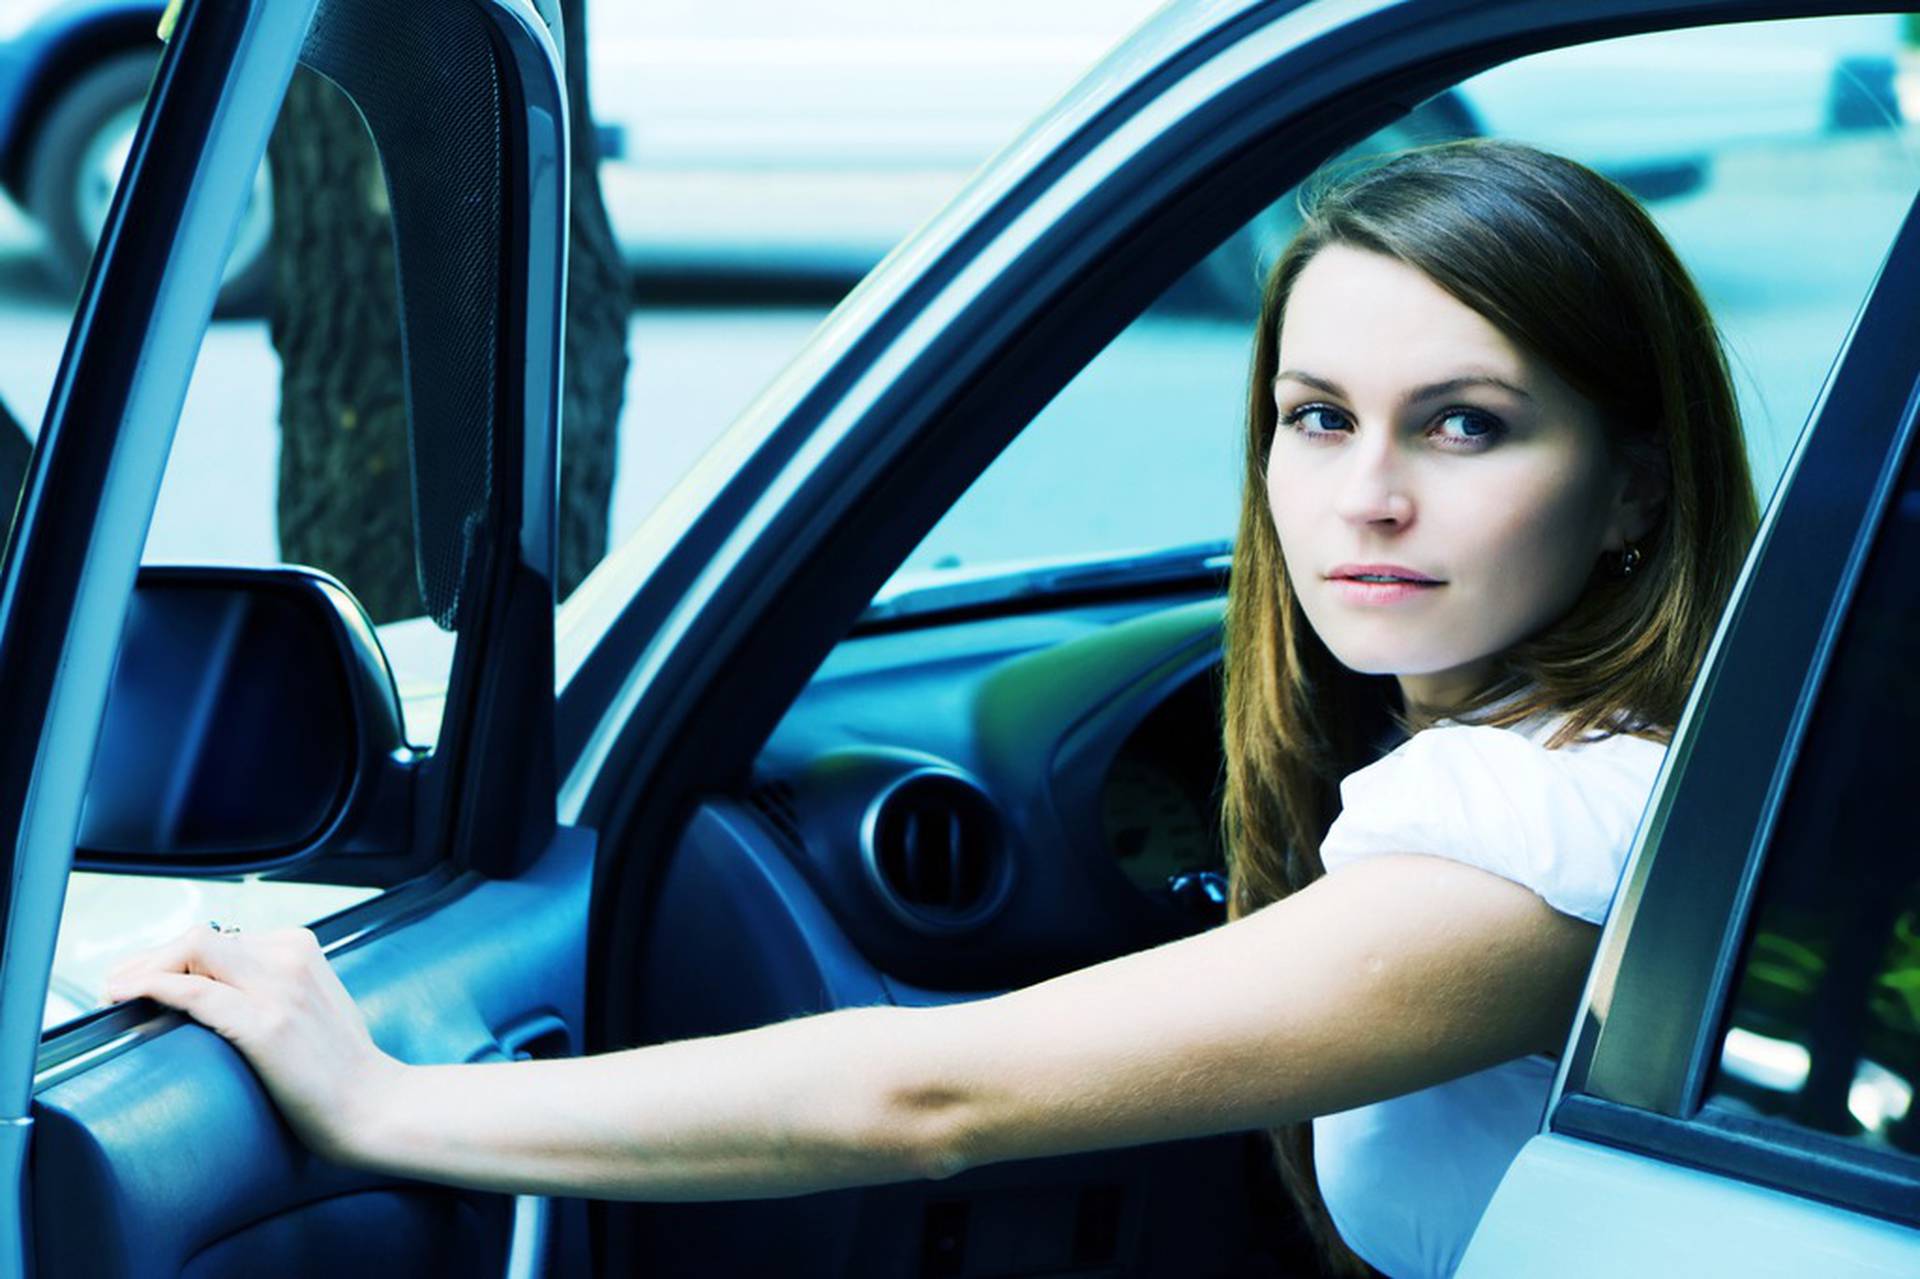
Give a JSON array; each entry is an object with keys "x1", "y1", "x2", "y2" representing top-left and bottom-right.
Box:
[{"x1": 76, "y1": 567, "x2": 415, "y2": 873}]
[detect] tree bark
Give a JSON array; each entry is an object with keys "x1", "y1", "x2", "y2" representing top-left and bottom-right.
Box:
[
  {"x1": 557, "y1": 0, "x2": 628, "y2": 600},
  {"x1": 270, "y1": 0, "x2": 627, "y2": 624},
  {"x1": 267, "y1": 70, "x2": 412, "y2": 621}
]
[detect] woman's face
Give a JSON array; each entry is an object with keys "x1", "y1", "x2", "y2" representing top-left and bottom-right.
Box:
[{"x1": 1266, "y1": 243, "x2": 1648, "y2": 712}]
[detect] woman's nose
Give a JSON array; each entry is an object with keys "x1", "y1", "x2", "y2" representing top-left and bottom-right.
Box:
[{"x1": 1332, "y1": 436, "x2": 1415, "y2": 528}]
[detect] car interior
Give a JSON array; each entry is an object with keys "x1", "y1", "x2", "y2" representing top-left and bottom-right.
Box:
[
  {"x1": 612, "y1": 586, "x2": 1300, "y2": 1274},
  {"x1": 571, "y1": 13, "x2": 1920, "y2": 1277}
]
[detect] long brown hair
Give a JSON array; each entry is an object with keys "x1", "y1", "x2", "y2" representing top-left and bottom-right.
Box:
[{"x1": 1220, "y1": 140, "x2": 1758, "y2": 1273}]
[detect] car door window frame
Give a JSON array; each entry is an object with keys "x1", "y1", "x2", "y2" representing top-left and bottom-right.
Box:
[
  {"x1": 5, "y1": 1, "x2": 582, "y2": 1273},
  {"x1": 0, "y1": 2, "x2": 312, "y2": 1270},
  {"x1": 1549, "y1": 172, "x2": 1920, "y2": 1228},
  {"x1": 562, "y1": 0, "x2": 1920, "y2": 811},
  {"x1": 7, "y1": 0, "x2": 574, "y2": 1079},
  {"x1": 557, "y1": 0, "x2": 1920, "y2": 1069}
]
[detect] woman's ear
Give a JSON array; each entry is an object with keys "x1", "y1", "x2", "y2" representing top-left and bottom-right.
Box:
[{"x1": 1606, "y1": 453, "x2": 1668, "y2": 548}]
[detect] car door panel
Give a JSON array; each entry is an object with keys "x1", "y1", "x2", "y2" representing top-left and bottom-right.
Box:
[
  {"x1": 34, "y1": 1034, "x2": 510, "y2": 1279},
  {"x1": 0, "y1": 1, "x2": 313, "y2": 1270},
  {"x1": 3, "y1": 0, "x2": 581, "y2": 1274},
  {"x1": 1476, "y1": 54, "x2": 1920, "y2": 1263},
  {"x1": 33, "y1": 827, "x2": 590, "y2": 1279},
  {"x1": 1461, "y1": 1135, "x2": 1920, "y2": 1276}
]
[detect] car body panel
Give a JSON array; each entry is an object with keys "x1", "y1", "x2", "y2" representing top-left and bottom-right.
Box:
[{"x1": 1460, "y1": 1134, "x2": 1920, "y2": 1276}]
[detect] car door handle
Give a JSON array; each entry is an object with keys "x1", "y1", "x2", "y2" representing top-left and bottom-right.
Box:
[
  {"x1": 505, "y1": 1184, "x2": 551, "y2": 1279},
  {"x1": 471, "y1": 1016, "x2": 574, "y2": 1278},
  {"x1": 472, "y1": 1042, "x2": 553, "y2": 1279}
]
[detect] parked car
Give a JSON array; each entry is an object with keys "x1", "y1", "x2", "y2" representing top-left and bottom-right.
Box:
[
  {"x1": 3, "y1": 1, "x2": 1918, "y2": 1278},
  {"x1": 0, "y1": 0, "x2": 1909, "y2": 313},
  {"x1": 0, "y1": 0, "x2": 273, "y2": 310}
]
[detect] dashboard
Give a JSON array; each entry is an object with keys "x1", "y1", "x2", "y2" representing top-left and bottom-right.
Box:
[
  {"x1": 618, "y1": 588, "x2": 1282, "y2": 1277},
  {"x1": 641, "y1": 589, "x2": 1231, "y2": 1006},
  {"x1": 1101, "y1": 678, "x2": 1225, "y2": 895}
]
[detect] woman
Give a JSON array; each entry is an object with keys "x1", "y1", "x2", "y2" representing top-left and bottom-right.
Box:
[{"x1": 106, "y1": 140, "x2": 1756, "y2": 1278}]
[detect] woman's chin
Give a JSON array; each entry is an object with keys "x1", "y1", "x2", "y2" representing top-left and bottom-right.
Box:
[
  {"x1": 1315, "y1": 639, "x2": 1435, "y2": 679},
  {"x1": 1322, "y1": 641, "x2": 1500, "y2": 693}
]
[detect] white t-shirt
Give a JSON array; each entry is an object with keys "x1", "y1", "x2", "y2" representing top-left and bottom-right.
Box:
[{"x1": 1309, "y1": 713, "x2": 1666, "y2": 1279}]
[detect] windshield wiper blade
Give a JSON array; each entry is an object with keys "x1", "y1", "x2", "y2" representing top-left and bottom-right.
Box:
[{"x1": 860, "y1": 539, "x2": 1232, "y2": 624}]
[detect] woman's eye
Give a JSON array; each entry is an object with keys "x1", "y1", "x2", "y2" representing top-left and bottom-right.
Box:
[
  {"x1": 1431, "y1": 408, "x2": 1504, "y2": 446},
  {"x1": 1284, "y1": 405, "x2": 1351, "y2": 437}
]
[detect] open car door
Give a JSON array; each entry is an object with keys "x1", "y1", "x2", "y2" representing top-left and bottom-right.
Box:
[{"x1": 0, "y1": 1, "x2": 593, "y2": 1275}]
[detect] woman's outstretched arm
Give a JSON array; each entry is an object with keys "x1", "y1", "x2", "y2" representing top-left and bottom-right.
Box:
[{"x1": 102, "y1": 852, "x2": 1597, "y2": 1201}]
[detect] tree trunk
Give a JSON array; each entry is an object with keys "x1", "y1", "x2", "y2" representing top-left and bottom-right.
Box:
[
  {"x1": 270, "y1": 0, "x2": 627, "y2": 624},
  {"x1": 558, "y1": 0, "x2": 628, "y2": 600},
  {"x1": 267, "y1": 70, "x2": 411, "y2": 620}
]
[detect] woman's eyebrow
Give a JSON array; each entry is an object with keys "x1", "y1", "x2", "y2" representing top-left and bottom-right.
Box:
[
  {"x1": 1272, "y1": 370, "x2": 1535, "y2": 404},
  {"x1": 1273, "y1": 369, "x2": 1345, "y2": 397},
  {"x1": 1407, "y1": 375, "x2": 1535, "y2": 404}
]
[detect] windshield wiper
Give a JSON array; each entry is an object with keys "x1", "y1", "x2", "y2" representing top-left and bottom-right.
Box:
[{"x1": 859, "y1": 539, "x2": 1232, "y2": 626}]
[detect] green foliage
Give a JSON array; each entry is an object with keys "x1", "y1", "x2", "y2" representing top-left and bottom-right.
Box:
[{"x1": 1872, "y1": 909, "x2": 1920, "y2": 1037}]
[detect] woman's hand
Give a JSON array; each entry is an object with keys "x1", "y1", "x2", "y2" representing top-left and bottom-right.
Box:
[{"x1": 103, "y1": 925, "x2": 401, "y2": 1164}]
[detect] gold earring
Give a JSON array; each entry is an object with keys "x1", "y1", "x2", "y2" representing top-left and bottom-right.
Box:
[{"x1": 1620, "y1": 544, "x2": 1643, "y2": 577}]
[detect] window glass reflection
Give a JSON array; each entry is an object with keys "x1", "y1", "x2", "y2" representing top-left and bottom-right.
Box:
[{"x1": 1709, "y1": 468, "x2": 1920, "y2": 1157}]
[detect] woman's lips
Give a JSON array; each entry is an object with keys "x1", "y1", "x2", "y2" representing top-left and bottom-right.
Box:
[
  {"x1": 1323, "y1": 564, "x2": 1444, "y2": 605},
  {"x1": 1327, "y1": 578, "x2": 1442, "y2": 604}
]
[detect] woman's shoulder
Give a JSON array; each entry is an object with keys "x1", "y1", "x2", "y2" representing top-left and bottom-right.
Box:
[
  {"x1": 1415, "y1": 714, "x2": 1668, "y2": 789},
  {"x1": 1318, "y1": 715, "x2": 1667, "y2": 924}
]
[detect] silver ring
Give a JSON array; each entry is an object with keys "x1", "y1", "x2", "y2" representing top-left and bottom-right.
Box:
[{"x1": 207, "y1": 920, "x2": 241, "y2": 935}]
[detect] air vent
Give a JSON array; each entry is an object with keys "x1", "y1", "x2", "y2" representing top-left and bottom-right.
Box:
[
  {"x1": 748, "y1": 780, "x2": 803, "y2": 848},
  {"x1": 862, "y1": 772, "x2": 1009, "y2": 931}
]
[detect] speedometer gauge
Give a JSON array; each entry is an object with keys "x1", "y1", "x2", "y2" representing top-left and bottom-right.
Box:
[{"x1": 1102, "y1": 755, "x2": 1215, "y2": 892}]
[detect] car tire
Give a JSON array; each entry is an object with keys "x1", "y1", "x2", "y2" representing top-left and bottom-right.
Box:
[{"x1": 25, "y1": 49, "x2": 274, "y2": 317}]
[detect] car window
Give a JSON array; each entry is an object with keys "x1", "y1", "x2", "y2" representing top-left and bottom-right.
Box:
[
  {"x1": 1705, "y1": 442, "x2": 1920, "y2": 1162},
  {"x1": 9, "y1": 3, "x2": 1145, "y2": 1033},
  {"x1": 35, "y1": 64, "x2": 442, "y2": 1031},
  {"x1": 883, "y1": 13, "x2": 1920, "y2": 594},
  {"x1": 557, "y1": 0, "x2": 1165, "y2": 605},
  {"x1": 0, "y1": 33, "x2": 339, "y2": 1030}
]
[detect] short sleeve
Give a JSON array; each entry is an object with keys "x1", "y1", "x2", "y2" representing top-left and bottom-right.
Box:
[{"x1": 1318, "y1": 723, "x2": 1667, "y2": 924}]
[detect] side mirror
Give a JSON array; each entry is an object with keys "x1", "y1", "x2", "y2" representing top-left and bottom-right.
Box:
[{"x1": 76, "y1": 567, "x2": 414, "y2": 872}]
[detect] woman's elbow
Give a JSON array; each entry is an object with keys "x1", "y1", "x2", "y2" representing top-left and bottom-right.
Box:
[
  {"x1": 831, "y1": 1004, "x2": 990, "y2": 1184},
  {"x1": 869, "y1": 1079, "x2": 980, "y2": 1183}
]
